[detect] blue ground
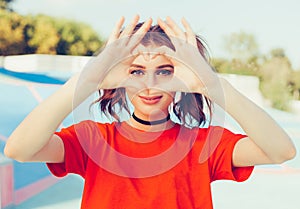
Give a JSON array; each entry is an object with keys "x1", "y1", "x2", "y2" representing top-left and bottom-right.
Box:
[{"x1": 0, "y1": 68, "x2": 72, "y2": 191}]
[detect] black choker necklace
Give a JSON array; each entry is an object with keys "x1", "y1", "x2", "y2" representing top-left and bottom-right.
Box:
[{"x1": 132, "y1": 113, "x2": 170, "y2": 125}]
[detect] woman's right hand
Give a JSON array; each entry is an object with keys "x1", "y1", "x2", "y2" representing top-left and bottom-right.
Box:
[{"x1": 80, "y1": 15, "x2": 152, "y2": 91}]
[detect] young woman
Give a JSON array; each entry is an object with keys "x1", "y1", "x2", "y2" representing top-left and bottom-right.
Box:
[{"x1": 4, "y1": 15, "x2": 296, "y2": 209}]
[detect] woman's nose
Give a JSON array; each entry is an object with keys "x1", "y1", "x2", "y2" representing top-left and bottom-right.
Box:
[{"x1": 145, "y1": 73, "x2": 157, "y2": 88}]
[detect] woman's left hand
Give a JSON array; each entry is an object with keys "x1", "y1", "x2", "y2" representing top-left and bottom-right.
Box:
[
  {"x1": 155, "y1": 17, "x2": 220, "y2": 98},
  {"x1": 155, "y1": 17, "x2": 296, "y2": 168}
]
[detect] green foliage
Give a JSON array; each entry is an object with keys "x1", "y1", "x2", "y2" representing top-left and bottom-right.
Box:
[
  {"x1": 24, "y1": 15, "x2": 60, "y2": 54},
  {"x1": 289, "y1": 70, "x2": 300, "y2": 100},
  {"x1": 53, "y1": 19, "x2": 102, "y2": 55},
  {"x1": 257, "y1": 53, "x2": 293, "y2": 110},
  {"x1": 0, "y1": 10, "x2": 103, "y2": 56},
  {"x1": 0, "y1": 10, "x2": 27, "y2": 55},
  {"x1": 0, "y1": 0, "x2": 15, "y2": 11},
  {"x1": 218, "y1": 33, "x2": 298, "y2": 110},
  {"x1": 212, "y1": 57, "x2": 258, "y2": 76},
  {"x1": 270, "y1": 48, "x2": 286, "y2": 58},
  {"x1": 224, "y1": 31, "x2": 259, "y2": 61}
]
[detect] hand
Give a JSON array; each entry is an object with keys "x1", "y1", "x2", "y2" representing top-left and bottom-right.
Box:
[
  {"x1": 155, "y1": 17, "x2": 219, "y2": 97},
  {"x1": 80, "y1": 15, "x2": 153, "y2": 91}
]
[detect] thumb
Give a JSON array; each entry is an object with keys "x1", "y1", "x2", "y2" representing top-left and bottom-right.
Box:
[
  {"x1": 155, "y1": 76, "x2": 190, "y2": 93},
  {"x1": 131, "y1": 45, "x2": 175, "y2": 60},
  {"x1": 118, "y1": 77, "x2": 146, "y2": 90}
]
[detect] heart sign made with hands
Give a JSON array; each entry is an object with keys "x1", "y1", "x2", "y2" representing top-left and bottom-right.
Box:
[{"x1": 155, "y1": 17, "x2": 222, "y2": 99}]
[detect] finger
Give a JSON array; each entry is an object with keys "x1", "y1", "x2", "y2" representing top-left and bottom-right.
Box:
[
  {"x1": 157, "y1": 17, "x2": 182, "y2": 48},
  {"x1": 127, "y1": 18, "x2": 152, "y2": 49},
  {"x1": 123, "y1": 79, "x2": 146, "y2": 90},
  {"x1": 131, "y1": 45, "x2": 175, "y2": 60},
  {"x1": 181, "y1": 17, "x2": 197, "y2": 46},
  {"x1": 150, "y1": 45, "x2": 175, "y2": 60},
  {"x1": 130, "y1": 45, "x2": 150, "y2": 61},
  {"x1": 155, "y1": 76, "x2": 188, "y2": 93},
  {"x1": 157, "y1": 17, "x2": 175, "y2": 37},
  {"x1": 107, "y1": 16, "x2": 125, "y2": 45},
  {"x1": 119, "y1": 14, "x2": 140, "y2": 39},
  {"x1": 165, "y1": 16, "x2": 186, "y2": 40},
  {"x1": 131, "y1": 44, "x2": 147, "y2": 54},
  {"x1": 134, "y1": 17, "x2": 153, "y2": 35}
]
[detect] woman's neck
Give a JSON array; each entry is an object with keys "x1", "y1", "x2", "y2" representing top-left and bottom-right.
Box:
[{"x1": 127, "y1": 115, "x2": 175, "y2": 132}]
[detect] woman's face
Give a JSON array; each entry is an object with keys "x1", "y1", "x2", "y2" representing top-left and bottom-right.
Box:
[{"x1": 126, "y1": 51, "x2": 175, "y2": 119}]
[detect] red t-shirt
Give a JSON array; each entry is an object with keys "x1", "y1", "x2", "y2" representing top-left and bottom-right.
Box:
[{"x1": 47, "y1": 120, "x2": 253, "y2": 209}]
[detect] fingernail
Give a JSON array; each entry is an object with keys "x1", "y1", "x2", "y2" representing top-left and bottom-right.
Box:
[
  {"x1": 166, "y1": 16, "x2": 172, "y2": 22},
  {"x1": 181, "y1": 17, "x2": 187, "y2": 23}
]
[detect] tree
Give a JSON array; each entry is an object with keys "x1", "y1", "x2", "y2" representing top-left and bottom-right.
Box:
[
  {"x1": 259, "y1": 49, "x2": 293, "y2": 110},
  {"x1": 54, "y1": 18, "x2": 103, "y2": 56},
  {"x1": 0, "y1": 11, "x2": 104, "y2": 56},
  {"x1": 270, "y1": 48, "x2": 286, "y2": 58},
  {"x1": 0, "y1": 0, "x2": 15, "y2": 11},
  {"x1": 24, "y1": 15, "x2": 59, "y2": 54},
  {"x1": 211, "y1": 57, "x2": 258, "y2": 76},
  {"x1": 224, "y1": 31, "x2": 259, "y2": 61},
  {"x1": 0, "y1": 10, "x2": 27, "y2": 55},
  {"x1": 289, "y1": 70, "x2": 300, "y2": 100}
]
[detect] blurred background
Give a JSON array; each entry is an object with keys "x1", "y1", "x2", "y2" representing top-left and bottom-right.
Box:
[{"x1": 0, "y1": 0, "x2": 300, "y2": 209}]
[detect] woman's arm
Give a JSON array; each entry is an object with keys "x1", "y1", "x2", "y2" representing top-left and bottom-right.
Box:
[
  {"x1": 4, "y1": 74, "x2": 82, "y2": 162},
  {"x1": 216, "y1": 78, "x2": 296, "y2": 166},
  {"x1": 4, "y1": 15, "x2": 152, "y2": 163},
  {"x1": 3, "y1": 74, "x2": 97, "y2": 163},
  {"x1": 157, "y1": 17, "x2": 296, "y2": 166}
]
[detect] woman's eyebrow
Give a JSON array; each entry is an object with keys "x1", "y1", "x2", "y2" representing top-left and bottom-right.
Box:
[
  {"x1": 157, "y1": 64, "x2": 174, "y2": 69},
  {"x1": 130, "y1": 64, "x2": 145, "y2": 69}
]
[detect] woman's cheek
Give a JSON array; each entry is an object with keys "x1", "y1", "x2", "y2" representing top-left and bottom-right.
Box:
[{"x1": 125, "y1": 87, "x2": 139, "y2": 102}]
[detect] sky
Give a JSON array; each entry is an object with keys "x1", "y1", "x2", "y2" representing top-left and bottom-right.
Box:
[{"x1": 12, "y1": 0, "x2": 300, "y2": 69}]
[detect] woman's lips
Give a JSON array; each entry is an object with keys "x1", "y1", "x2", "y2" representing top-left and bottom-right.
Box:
[{"x1": 139, "y1": 95, "x2": 163, "y2": 105}]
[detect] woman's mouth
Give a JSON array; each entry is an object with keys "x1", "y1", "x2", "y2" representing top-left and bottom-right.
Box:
[{"x1": 139, "y1": 95, "x2": 163, "y2": 105}]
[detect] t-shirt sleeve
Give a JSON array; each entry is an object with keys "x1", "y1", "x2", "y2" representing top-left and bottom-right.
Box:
[
  {"x1": 209, "y1": 127, "x2": 254, "y2": 182},
  {"x1": 46, "y1": 122, "x2": 89, "y2": 178}
]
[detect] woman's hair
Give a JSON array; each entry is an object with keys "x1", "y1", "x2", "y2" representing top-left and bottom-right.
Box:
[{"x1": 92, "y1": 23, "x2": 213, "y2": 128}]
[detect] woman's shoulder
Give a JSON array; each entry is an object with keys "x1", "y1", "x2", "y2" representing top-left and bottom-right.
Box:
[
  {"x1": 65, "y1": 120, "x2": 118, "y2": 134},
  {"x1": 74, "y1": 120, "x2": 117, "y2": 127},
  {"x1": 184, "y1": 125, "x2": 242, "y2": 141},
  {"x1": 188, "y1": 125, "x2": 239, "y2": 134}
]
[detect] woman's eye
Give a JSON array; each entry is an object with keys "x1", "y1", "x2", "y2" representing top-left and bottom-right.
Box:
[
  {"x1": 156, "y1": 69, "x2": 173, "y2": 76},
  {"x1": 130, "y1": 69, "x2": 144, "y2": 76}
]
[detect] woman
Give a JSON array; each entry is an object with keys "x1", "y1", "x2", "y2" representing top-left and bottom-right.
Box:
[{"x1": 4, "y1": 15, "x2": 296, "y2": 209}]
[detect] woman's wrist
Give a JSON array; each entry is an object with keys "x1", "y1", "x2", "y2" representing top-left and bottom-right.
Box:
[
  {"x1": 61, "y1": 74, "x2": 96, "y2": 109},
  {"x1": 195, "y1": 75, "x2": 227, "y2": 107}
]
